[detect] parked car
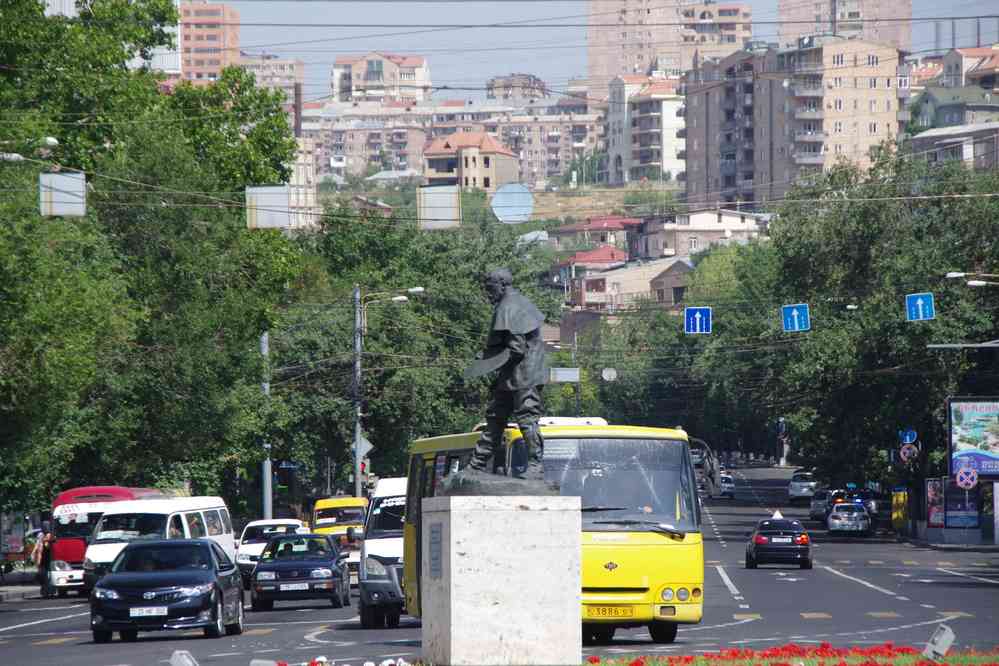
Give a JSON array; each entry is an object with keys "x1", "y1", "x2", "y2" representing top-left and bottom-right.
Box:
[
  {"x1": 826, "y1": 504, "x2": 871, "y2": 536},
  {"x1": 809, "y1": 489, "x2": 831, "y2": 520},
  {"x1": 719, "y1": 474, "x2": 736, "y2": 499},
  {"x1": 235, "y1": 519, "x2": 307, "y2": 590},
  {"x1": 249, "y1": 534, "x2": 350, "y2": 611},
  {"x1": 787, "y1": 472, "x2": 818, "y2": 504},
  {"x1": 845, "y1": 490, "x2": 883, "y2": 520},
  {"x1": 745, "y1": 518, "x2": 812, "y2": 569},
  {"x1": 89, "y1": 539, "x2": 244, "y2": 643}
]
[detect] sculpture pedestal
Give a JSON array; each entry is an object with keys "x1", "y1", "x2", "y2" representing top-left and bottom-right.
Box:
[{"x1": 421, "y1": 496, "x2": 581, "y2": 666}]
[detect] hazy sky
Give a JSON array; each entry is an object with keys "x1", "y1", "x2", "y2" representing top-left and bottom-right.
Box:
[{"x1": 226, "y1": 1, "x2": 999, "y2": 103}]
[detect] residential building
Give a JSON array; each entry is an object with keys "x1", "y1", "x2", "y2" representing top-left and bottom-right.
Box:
[
  {"x1": 684, "y1": 36, "x2": 907, "y2": 207},
  {"x1": 486, "y1": 74, "x2": 549, "y2": 100},
  {"x1": 553, "y1": 245, "x2": 630, "y2": 297},
  {"x1": 326, "y1": 123, "x2": 428, "y2": 179},
  {"x1": 239, "y1": 53, "x2": 304, "y2": 104},
  {"x1": 289, "y1": 137, "x2": 319, "y2": 228},
  {"x1": 422, "y1": 131, "x2": 519, "y2": 192},
  {"x1": 179, "y1": 1, "x2": 240, "y2": 85},
  {"x1": 127, "y1": 0, "x2": 182, "y2": 78},
  {"x1": 650, "y1": 260, "x2": 694, "y2": 309},
  {"x1": 489, "y1": 113, "x2": 602, "y2": 189},
  {"x1": 939, "y1": 46, "x2": 999, "y2": 88},
  {"x1": 631, "y1": 209, "x2": 769, "y2": 259},
  {"x1": 549, "y1": 216, "x2": 643, "y2": 252},
  {"x1": 910, "y1": 86, "x2": 999, "y2": 131},
  {"x1": 43, "y1": 0, "x2": 77, "y2": 17},
  {"x1": 911, "y1": 121, "x2": 999, "y2": 171},
  {"x1": 330, "y1": 53, "x2": 431, "y2": 103},
  {"x1": 568, "y1": 257, "x2": 690, "y2": 310},
  {"x1": 777, "y1": 0, "x2": 911, "y2": 52},
  {"x1": 351, "y1": 196, "x2": 394, "y2": 218},
  {"x1": 607, "y1": 76, "x2": 684, "y2": 186},
  {"x1": 587, "y1": 1, "x2": 752, "y2": 89}
]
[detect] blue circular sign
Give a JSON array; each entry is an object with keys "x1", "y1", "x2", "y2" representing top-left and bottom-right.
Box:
[{"x1": 899, "y1": 429, "x2": 917, "y2": 445}]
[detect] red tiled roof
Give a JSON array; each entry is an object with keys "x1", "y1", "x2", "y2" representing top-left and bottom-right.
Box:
[
  {"x1": 617, "y1": 75, "x2": 654, "y2": 84},
  {"x1": 955, "y1": 47, "x2": 999, "y2": 58},
  {"x1": 554, "y1": 215, "x2": 643, "y2": 233},
  {"x1": 423, "y1": 131, "x2": 516, "y2": 158},
  {"x1": 634, "y1": 80, "x2": 680, "y2": 97},
  {"x1": 968, "y1": 53, "x2": 999, "y2": 78},
  {"x1": 560, "y1": 245, "x2": 629, "y2": 266}
]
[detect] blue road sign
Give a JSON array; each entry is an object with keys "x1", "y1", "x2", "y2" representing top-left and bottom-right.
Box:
[
  {"x1": 684, "y1": 307, "x2": 712, "y2": 335},
  {"x1": 899, "y1": 429, "x2": 917, "y2": 445},
  {"x1": 781, "y1": 303, "x2": 811, "y2": 333},
  {"x1": 905, "y1": 292, "x2": 935, "y2": 322}
]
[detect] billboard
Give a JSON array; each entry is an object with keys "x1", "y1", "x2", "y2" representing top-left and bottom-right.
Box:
[
  {"x1": 417, "y1": 184, "x2": 461, "y2": 230},
  {"x1": 944, "y1": 479, "x2": 979, "y2": 529},
  {"x1": 246, "y1": 185, "x2": 292, "y2": 229},
  {"x1": 947, "y1": 397, "x2": 999, "y2": 480},
  {"x1": 926, "y1": 478, "x2": 944, "y2": 528}
]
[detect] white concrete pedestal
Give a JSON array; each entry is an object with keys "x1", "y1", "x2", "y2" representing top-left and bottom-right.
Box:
[{"x1": 421, "y1": 495, "x2": 581, "y2": 666}]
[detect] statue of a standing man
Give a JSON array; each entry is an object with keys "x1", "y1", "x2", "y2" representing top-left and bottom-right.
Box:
[{"x1": 464, "y1": 268, "x2": 547, "y2": 478}]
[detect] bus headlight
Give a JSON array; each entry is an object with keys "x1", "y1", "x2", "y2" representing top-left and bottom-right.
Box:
[
  {"x1": 660, "y1": 588, "x2": 674, "y2": 601},
  {"x1": 364, "y1": 557, "x2": 388, "y2": 578},
  {"x1": 52, "y1": 560, "x2": 71, "y2": 572},
  {"x1": 677, "y1": 588, "x2": 690, "y2": 601},
  {"x1": 83, "y1": 558, "x2": 95, "y2": 571}
]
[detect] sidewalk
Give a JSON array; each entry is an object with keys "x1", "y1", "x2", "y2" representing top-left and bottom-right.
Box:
[
  {"x1": 0, "y1": 568, "x2": 41, "y2": 603},
  {"x1": 899, "y1": 536, "x2": 999, "y2": 553}
]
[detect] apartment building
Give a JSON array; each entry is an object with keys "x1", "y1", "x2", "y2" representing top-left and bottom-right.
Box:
[
  {"x1": 325, "y1": 123, "x2": 429, "y2": 179},
  {"x1": 911, "y1": 121, "x2": 999, "y2": 171},
  {"x1": 239, "y1": 53, "x2": 304, "y2": 104},
  {"x1": 777, "y1": 0, "x2": 911, "y2": 52},
  {"x1": 179, "y1": 1, "x2": 240, "y2": 85},
  {"x1": 550, "y1": 216, "x2": 643, "y2": 252},
  {"x1": 289, "y1": 137, "x2": 320, "y2": 228},
  {"x1": 607, "y1": 76, "x2": 684, "y2": 186},
  {"x1": 630, "y1": 209, "x2": 769, "y2": 259},
  {"x1": 684, "y1": 36, "x2": 907, "y2": 207},
  {"x1": 938, "y1": 46, "x2": 999, "y2": 89},
  {"x1": 911, "y1": 86, "x2": 999, "y2": 130},
  {"x1": 587, "y1": 1, "x2": 752, "y2": 89},
  {"x1": 330, "y1": 53, "x2": 431, "y2": 103},
  {"x1": 568, "y1": 257, "x2": 688, "y2": 310},
  {"x1": 486, "y1": 74, "x2": 549, "y2": 100},
  {"x1": 423, "y1": 132, "x2": 519, "y2": 193},
  {"x1": 488, "y1": 114, "x2": 602, "y2": 189}
]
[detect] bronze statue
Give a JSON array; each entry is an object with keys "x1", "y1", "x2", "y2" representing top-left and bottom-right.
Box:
[{"x1": 463, "y1": 268, "x2": 547, "y2": 480}]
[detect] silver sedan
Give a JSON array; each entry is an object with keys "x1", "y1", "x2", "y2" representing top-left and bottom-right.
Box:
[{"x1": 826, "y1": 504, "x2": 871, "y2": 536}]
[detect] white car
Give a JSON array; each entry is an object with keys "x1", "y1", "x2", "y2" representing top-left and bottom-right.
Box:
[
  {"x1": 235, "y1": 519, "x2": 307, "y2": 589},
  {"x1": 826, "y1": 504, "x2": 871, "y2": 535},
  {"x1": 719, "y1": 474, "x2": 735, "y2": 499},
  {"x1": 788, "y1": 472, "x2": 818, "y2": 504}
]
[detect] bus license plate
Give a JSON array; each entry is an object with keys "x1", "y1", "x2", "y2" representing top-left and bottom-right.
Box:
[
  {"x1": 587, "y1": 606, "x2": 633, "y2": 618},
  {"x1": 130, "y1": 606, "x2": 167, "y2": 617}
]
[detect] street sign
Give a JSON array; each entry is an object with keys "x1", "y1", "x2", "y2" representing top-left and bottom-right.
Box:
[
  {"x1": 601, "y1": 367, "x2": 618, "y2": 382},
  {"x1": 684, "y1": 307, "x2": 712, "y2": 335},
  {"x1": 900, "y1": 443, "x2": 918, "y2": 462},
  {"x1": 899, "y1": 428, "x2": 917, "y2": 445},
  {"x1": 905, "y1": 292, "x2": 936, "y2": 322},
  {"x1": 781, "y1": 303, "x2": 811, "y2": 333},
  {"x1": 353, "y1": 435, "x2": 374, "y2": 459},
  {"x1": 549, "y1": 367, "x2": 581, "y2": 383},
  {"x1": 956, "y1": 466, "x2": 978, "y2": 490}
]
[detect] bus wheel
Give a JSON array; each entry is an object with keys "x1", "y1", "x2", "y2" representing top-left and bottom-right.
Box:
[
  {"x1": 591, "y1": 626, "x2": 615, "y2": 644},
  {"x1": 649, "y1": 621, "x2": 678, "y2": 644}
]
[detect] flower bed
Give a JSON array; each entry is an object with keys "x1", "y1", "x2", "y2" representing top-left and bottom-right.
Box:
[{"x1": 585, "y1": 643, "x2": 999, "y2": 666}]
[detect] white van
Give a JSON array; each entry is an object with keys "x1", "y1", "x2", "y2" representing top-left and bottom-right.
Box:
[
  {"x1": 83, "y1": 497, "x2": 234, "y2": 589},
  {"x1": 357, "y1": 477, "x2": 407, "y2": 629}
]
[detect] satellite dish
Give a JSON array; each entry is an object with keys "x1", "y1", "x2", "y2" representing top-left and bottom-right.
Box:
[
  {"x1": 490, "y1": 183, "x2": 534, "y2": 224},
  {"x1": 601, "y1": 367, "x2": 618, "y2": 382}
]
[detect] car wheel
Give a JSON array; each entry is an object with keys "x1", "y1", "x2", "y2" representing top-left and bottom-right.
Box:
[
  {"x1": 360, "y1": 601, "x2": 385, "y2": 629},
  {"x1": 649, "y1": 621, "x2": 678, "y2": 643},
  {"x1": 385, "y1": 609, "x2": 401, "y2": 629},
  {"x1": 331, "y1": 592, "x2": 343, "y2": 609},
  {"x1": 204, "y1": 596, "x2": 224, "y2": 638},
  {"x1": 342, "y1": 583, "x2": 351, "y2": 607},
  {"x1": 745, "y1": 554, "x2": 757, "y2": 569},
  {"x1": 92, "y1": 629, "x2": 112, "y2": 644},
  {"x1": 58, "y1": 589, "x2": 68, "y2": 598},
  {"x1": 801, "y1": 559, "x2": 813, "y2": 570},
  {"x1": 119, "y1": 629, "x2": 138, "y2": 642},
  {"x1": 225, "y1": 595, "x2": 244, "y2": 636}
]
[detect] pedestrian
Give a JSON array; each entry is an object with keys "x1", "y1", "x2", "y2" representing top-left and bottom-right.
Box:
[{"x1": 31, "y1": 521, "x2": 54, "y2": 598}]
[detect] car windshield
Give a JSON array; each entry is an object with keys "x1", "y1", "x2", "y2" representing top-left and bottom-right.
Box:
[
  {"x1": 792, "y1": 473, "x2": 814, "y2": 483},
  {"x1": 757, "y1": 519, "x2": 803, "y2": 532},
  {"x1": 546, "y1": 437, "x2": 699, "y2": 532},
  {"x1": 54, "y1": 511, "x2": 102, "y2": 539},
  {"x1": 93, "y1": 513, "x2": 167, "y2": 543},
  {"x1": 261, "y1": 536, "x2": 332, "y2": 560},
  {"x1": 112, "y1": 544, "x2": 211, "y2": 573},
  {"x1": 314, "y1": 507, "x2": 365, "y2": 527},
  {"x1": 241, "y1": 523, "x2": 299, "y2": 544},
  {"x1": 365, "y1": 495, "x2": 405, "y2": 539},
  {"x1": 834, "y1": 505, "x2": 865, "y2": 514}
]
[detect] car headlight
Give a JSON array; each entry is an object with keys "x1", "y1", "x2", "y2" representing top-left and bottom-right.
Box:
[
  {"x1": 364, "y1": 557, "x2": 388, "y2": 578},
  {"x1": 677, "y1": 588, "x2": 690, "y2": 601},
  {"x1": 83, "y1": 558, "x2": 95, "y2": 571},
  {"x1": 256, "y1": 571, "x2": 276, "y2": 581},
  {"x1": 660, "y1": 587, "x2": 674, "y2": 601},
  {"x1": 94, "y1": 587, "x2": 121, "y2": 600},
  {"x1": 52, "y1": 560, "x2": 71, "y2": 572},
  {"x1": 310, "y1": 568, "x2": 333, "y2": 579},
  {"x1": 177, "y1": 583, "x2": 214, "y2": 598}
]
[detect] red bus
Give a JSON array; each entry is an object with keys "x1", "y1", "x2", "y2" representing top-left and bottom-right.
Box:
[{"x1": 49, "y1": 486, "x2": 170, "y2": 596}]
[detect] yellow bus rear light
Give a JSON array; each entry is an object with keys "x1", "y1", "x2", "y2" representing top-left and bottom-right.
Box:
[
  {"x1": 692, "y1": 587, "x2": 702, "y2": 599},
  {"x1": 658, "y1": 606, "x2": 676, "y2": 617}
]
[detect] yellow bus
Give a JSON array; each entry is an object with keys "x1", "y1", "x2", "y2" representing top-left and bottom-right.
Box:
[
  {"x1": 403, "y1": 424, "x2": 703, "y2": 644},
  {"x1": 312, "y1": 496, "x2": 368, "y2": 585}
]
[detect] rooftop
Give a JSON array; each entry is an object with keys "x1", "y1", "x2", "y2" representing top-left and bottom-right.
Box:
[
  {"x1": 334, "y1": 52, "x2": 426, "y2": 68},
  {"x1": 553, "y1": 215, "x2": 644, "y2": 234},
  {"x1": 913, "y1": 120, "x2": 999, "y2": 140},
  {"x1": 559, "y1": 244, "x2": 630, "y2": 266},
  {"x1": 423, "y1": 131, "x2": 516, "y2": 157}
]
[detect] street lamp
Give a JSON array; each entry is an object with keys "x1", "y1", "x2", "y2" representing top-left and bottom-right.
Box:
[
  {"x1": 353, "y1": 285, "x2": 424, "y2": 497},
  {"x1": 946, "y1": 271, "x2": 999, "y2": 280},
  {"x1": 967, "y1": 280, "x2": 999, "y2": 288},
  {"x1": 0, "y1": 137, "x2": 59, "y2": 162}
]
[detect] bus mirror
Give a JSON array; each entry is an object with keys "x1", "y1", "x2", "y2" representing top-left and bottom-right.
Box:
[{"x1": 346, "y1": 527, "x2": 357, "y2": 543}]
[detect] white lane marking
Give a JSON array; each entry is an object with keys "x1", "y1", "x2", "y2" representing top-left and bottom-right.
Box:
[
  {"x1": 896, "y1": 596, "x2": 910, "y2": 601},
  {"x1": 937, "y1": 567, "x2": 999, "y2": 585},
  {"x1": 921, "y1": 604, "x2": 936, "y2": 609},
  {"x1": 0, "y1": 612, "x2": 90, "y2": 633},
  {"x1": 715, "y1": 565, "x2": 741, "y2": 597},
  {"x1": 822, "y1": 566, "x2": 896, "y2": 596},
  {"x1": 209, "y1": 653, "x2": 244, "y2": 658},
  {"x1": 679, "y1": 618, "x2": 759, "y2": 632},
  {"x1": 246, "y1": 617, "x2": 360, "y2": 627},
  {"x1": 10, "y1": 604, "x2": 86, "y2": 612}
]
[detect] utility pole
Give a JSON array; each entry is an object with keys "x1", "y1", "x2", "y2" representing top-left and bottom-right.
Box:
[
  {"x1": 353, "y1": 285, "x2": 363, "y2": 498},
  {"x1": 572, "y1": 331, "x2": 580, "y2": 417},
  {"x1": 260, "y1": 331, "x2": 273, "y2": 520}
]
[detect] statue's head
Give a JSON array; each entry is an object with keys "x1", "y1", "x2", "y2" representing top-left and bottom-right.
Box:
[{"x1": 484, "y1": 268, "x2": 513, "y2": 305}]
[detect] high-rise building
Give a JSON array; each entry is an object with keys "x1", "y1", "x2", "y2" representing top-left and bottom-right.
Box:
[
  {"x1": 330, "y1": 53, "x2": 432, "y2": 103},
  {"x1": 605, "y1": 76, "x2": 686, "y2": 186},
  {"x1": 684, "y1": 35, "x2": 908, "y2": 207},
  {"x1": 486, "y1": 74, "x2": 549, "y2": 101},
  {"x1": 178, "y1": 1, "x2": 240, "y2": 86},
  {"x1": 587, "y1": 1, "x2": 753, "y2": 91},
  {"x1": 777, "y1": 0, "x2": 911, "y2": 52}
]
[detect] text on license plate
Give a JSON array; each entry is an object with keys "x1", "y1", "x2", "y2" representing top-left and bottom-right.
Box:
[
  {"x1": 771, "y1": 537, "x2": 792, "y2": 543},
  {"x1": 586, "y1": 606, "x2": 634, "y2": 618},
  {"x1": 129, "y1": 606, "x2": 168, "y2": 617},
  {"x1": 280, "y1": 583, "x2": 310, "y2": 591}
]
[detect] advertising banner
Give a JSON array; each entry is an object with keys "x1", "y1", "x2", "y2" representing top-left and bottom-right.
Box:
[
  {"x1": 948, "y1": 398, "x2": 999, "y2": 479},
  {"x1": 944, "y1": 480, "x2": 980, "y2": 529},
  {"x1": 926, "y1": 478, "x2": 945, "y2": 528}
]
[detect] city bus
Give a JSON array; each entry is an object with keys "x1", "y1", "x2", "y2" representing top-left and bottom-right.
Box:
[{"x1": 402, "y1": 424, "x2": 702, "y2": 644}]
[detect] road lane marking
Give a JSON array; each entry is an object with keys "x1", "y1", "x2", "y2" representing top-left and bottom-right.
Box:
[
  {"x1": 679, "y1": 618, "x2": 759, "y2": 632},
  {"x1": 822, "y1": 566, "x2": 896, "y2": 596},
  {"x1": 938, "y1": 611, "x2": 973, "y2": 618},
  {"x1": 0, "y1": 611, "x2": 90, "y2": 633},
  {"x1": 867, "y1": 612, "x2": 900, "y2": 618},
  {"x1": 733, "y1": 613, "x2": 761, "y2": 620},
  {"x1": 903, "y1": 560, "x2": 919, "y2": 566},
  {"x1": 32, "y1": 637, "x2": 75, "y2": 645},
  {"x1": 835, "y1": 560, "x2": 852, "y2": 564},
  {"x1": 209, "y1": 653, "x2": 244, "y2": 658},
  {"x1": 714, "y1": 565, "x2": 741, "y2": 598},
  {"x1": 920, "y1": 604, "x2": 936, "y2": 609},
  {"x1": 12, "y1": 604, "x2": 86, "y2": 613},
  {"x1": 937, "y1": 561, "x2": 956, "y2": 566},
  {"x1": 800, "y1": 612, "x2": 831, "y2": 619},
  {"x1": 242, "y1": 628, "x2": 276, "y2": 636},
  {"x1": 896, "y1": 596, "x2": 910, "y2": 601},
  {"x1": 868, "y1": 560, "x2": 885, "y2": 565},
  {"x1": 971, "y1": 562, "x2": 988, "y2": 567},
  {"x1": 937, "y1": 567, "x2": 999, "y2": 585}
]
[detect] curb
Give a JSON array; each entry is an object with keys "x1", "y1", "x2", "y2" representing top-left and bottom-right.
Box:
[
  {"x1": 899, "y1": 536, "x2": 999, "y2": 553},
  {"x1": 0, "y1": 589, "x2": 33, "y2": 603}
]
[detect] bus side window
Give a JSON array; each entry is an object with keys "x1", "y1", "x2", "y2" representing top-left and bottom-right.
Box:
[
  {"x1": 168, "y1": 515, "x2": 185, "y2": 539},
  {"x1": 422, "y1": 456, "x2": 436, "y2": 497},
  {"x1": 186, "y1": 512, "x2": 206, "y2": 538},
  {"x1": 204, "y1": 509, "x2": 223, "y2": 536},
  {"x1": 405, "y1": 455, "x2": 423, "y2": 525},
  {"x1": 218, "y1": 508, "x2": 233, "y2": 534}
]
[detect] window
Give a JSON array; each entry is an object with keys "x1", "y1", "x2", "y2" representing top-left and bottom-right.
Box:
[
  {"x1": 168, "y1": 515, "x2": 184, "y2": 539},
  {"x1": 484, "y1": 177, "x2": 491, "y2": 188},
  {"x1": 185, "y1": 512, "x2": 206, "y2": 538},
  {"x1": 203, "y1": 510, "x2": 223, "y2": 536},
  {"x1": 484, "y1": 156, "x2": 490, "y2": 168},
  {"x1": 832, "y1": 54, "x2": 843, "y2": 66},
  {"x1": 886, "y1": 100, "x2": 892, "y2": 112},
  {"x1": 869, "y1": 100, "x2": 877, "y2": 112},
  {"x1": 834, "y1": 99, "x2": 843, "y2": 111},
  {"x1": 688, "y1": 237, "x2": 699, "y2": 251},
  {"x1": 867, "y1": 54, "x2": 879, "y2": 66},
  {"x1": 869, "y1": 78, "x2": 877, "y2": 89},
  {"x1": 211, "y1": 542, "x2": 232, "y2": 568},
  {"x1": 833, "y1": 77, "x2": 842, "y2": 88},
  {"x1": 219, "y1": 509, "x2": 232, "y2": 534},
  {"x1": 463, "y1": 156, "x2": 468, "y2": 168},
  {"x1": 868, "y1": 122, "x2": 878, "y2": 135},
  {"x1": 834, "y1": 121, "x2": 843, "y2": 133},
  {"x1": 672, "y1": 286, "x2": 686, "y2": 304},
  {"x1": 464, "y1": 177, "x2": 469, "y2": 186}
]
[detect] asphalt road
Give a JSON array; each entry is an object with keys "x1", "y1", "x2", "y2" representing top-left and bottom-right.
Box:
[{"x1": 1, "y1": 466, "x2": 996, "y2": 665}]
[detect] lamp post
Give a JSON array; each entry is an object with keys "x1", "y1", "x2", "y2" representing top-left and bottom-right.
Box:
[
  {"x1": 353, "y1": 285, "x2": 424, "y2": 497},
  {"x1": 0, "y1": 137, "x2": 59, "y2": 162}
]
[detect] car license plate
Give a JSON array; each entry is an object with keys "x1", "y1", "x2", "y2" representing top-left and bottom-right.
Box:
[
  {"x1": 280, "y1": 583, "x2": 309, "y2": 591},
  {"x1": 129, "y1": 606, "x2": 167, "y2": 617},
  {"x1": 772, "y1": 537, "x2": 792, "y2": 543},
  {"x1": 586, "y1": 606, "x2": 634, "y2": 618}
]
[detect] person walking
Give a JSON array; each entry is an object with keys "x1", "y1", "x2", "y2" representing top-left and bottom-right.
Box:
[{"x1": 32, "y1": 521, "x2": 54, "y2": 599}]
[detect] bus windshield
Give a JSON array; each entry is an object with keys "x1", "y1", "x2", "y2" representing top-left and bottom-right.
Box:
[
  {"x1": 365, "y1": 496, "x2": 405, "y2": 539},
  {"x1": 93, "y1": 513, "x2": 167, "y2": 543},
  {"x1": 545, "y1": 438, "x2": 700, "y2": 533},
  {"x1": 314, "y1": 507, "x2": 365, "y2": 527},
  {"x1": 54, "y1": 512, "x2": 102, "y2": 539}
]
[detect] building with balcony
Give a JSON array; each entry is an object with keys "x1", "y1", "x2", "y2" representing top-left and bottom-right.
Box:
[
  {"x1": 486, "y1": 73, "x2": 549, "y2": 101},
  {"x1": 938, "y1": 46, "x2": 999, "y2": 89},
  {"x1": 550, "y1": 216, "x2": 643, "y2": 252},
  {"x1": 567, "y1": 257, "x2": 689, "y2": 311},
  {"x1": 911, "y1": 121, "x2": 999, "y2": 172},
  {"x1": 422, "y1": 131, "x2": 519, "y2": 192},
  {"x1": 239, "y1": 52, "x2": 304, "y2": 104},
  {"x1": 607, "y1": 75, "x2": 684, "y2": 186},
  {"x1": 909, "y1": 86, "x2": 999, "y2": 131},
  {"x1": 330, "y1": 53, "x2": 431, "y2": 103},
  {"x1": 777, "y1": 0, "x2": 911, "y2": 52},
  {"x1": 179, "y1": 1, "x2": 240, "y2": 85},
  {"x1": 630, "y1": 209, "x2": 768, "y2": 259},
  {"x1": 494, "y1": 114, "x2": 603, "y2": 189}
]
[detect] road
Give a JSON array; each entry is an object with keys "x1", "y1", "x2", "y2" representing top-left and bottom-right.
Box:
[{"x1": 1, "y1": 466, "x2": 996, "y2": 665}]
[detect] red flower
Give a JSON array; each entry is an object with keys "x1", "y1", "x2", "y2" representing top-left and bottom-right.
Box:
[{"x1": 587, "y1": 657, "x2": 601, "y2": 664}]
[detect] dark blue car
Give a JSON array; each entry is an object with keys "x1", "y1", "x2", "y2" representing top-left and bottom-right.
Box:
[{"x1": 249, "y1": 534, "x2": 350, "y2": 611}]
